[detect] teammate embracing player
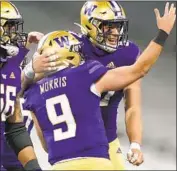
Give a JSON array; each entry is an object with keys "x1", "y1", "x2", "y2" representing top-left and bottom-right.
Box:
[
  {"x1": 75, "y1": 2, "x2": 143, "y2": 168},
  {"x1": 22, "y1": 1, "x2": 176, "y2": 170}
]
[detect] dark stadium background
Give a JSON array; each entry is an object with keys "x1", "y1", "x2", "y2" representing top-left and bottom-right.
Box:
[{"x1": 13, "y1": 1, "x2": 176, "y2": 170}]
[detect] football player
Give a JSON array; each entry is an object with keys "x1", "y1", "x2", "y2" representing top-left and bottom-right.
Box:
[
  {"x1": 74, "y1": 1, "x2": 142, "y2": 168},
  {"x1": 0, "y1": 1, "x2": 43, "y2": 171},
  {"x1": 22, "y1": 6, "x2": 175, "y2": 168},
  {"x1": 21, "y1": 2, "x2": 176, "y2": 169}
]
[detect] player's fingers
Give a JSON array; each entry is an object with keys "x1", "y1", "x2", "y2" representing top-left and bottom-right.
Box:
[
  {"x1": 169, "y1": 3, "x2": 175, "y2": 15},
  {"x1": 131, "y1": 153, "x2": 139, "y2": 164},
  {"x1": 42, "y1": 61, "x2": 56, "y2": 71},
  {"x1": 44, "y1": 60, "x2": 66, "y2": 71},
  {"x1": 44, "y1": 62, "x2": 56, "y2": 68},
  {"x1": 133, "y1": 153, "x2": 144, "y2": 166},
  {"x1": 154, "y1": 8, "x2": 161, "y2": 19},
  {"x1": 43, "y1": 48, "x2": 58, "y2": 57},
  {"x1": 36, "y1": 33, "x2": 44, "y2": 41},
  {"x1": 127, "y1": 150, "x2": 133, "y2": 161},
  {"x1": 45, "y1": 66, "x2": 57, "y2": 72},
  {"x1": 164, "y1": 2, "x2": 170, "y2": 16},
  {"x1": 47, "y1": 54, "x2": 59, "y2": 62},
  {"x1": 44, "y1": 51, "x2": 56, "y2": 58},
  {"x1": 32, "y1": 53, "x2": 48, "y2": 64},
  {"x1": 174, "y1": 7, "x2": 176, "y2": 15},
  {"x1": 50, "y1": 62, "x2": 57, "y2": 67},
  {"x1": 173, "y1": 14, "x2": 176, "y2": 22},
  {"x1": 171, "y1": 6, "x2": 176, "y2": 15}
]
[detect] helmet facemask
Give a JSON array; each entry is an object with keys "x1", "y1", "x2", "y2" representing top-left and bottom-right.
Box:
[
  {"x1": 0, "y1": 17, "x2": 27, "y2": 47},
  {"x1": 89, "y1": 18, "x2": 129, "y2": 53}
]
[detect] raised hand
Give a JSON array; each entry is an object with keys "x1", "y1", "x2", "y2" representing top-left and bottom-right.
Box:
[{"x1": 154, "y1": 2, "x2": 176, "y2": 34}]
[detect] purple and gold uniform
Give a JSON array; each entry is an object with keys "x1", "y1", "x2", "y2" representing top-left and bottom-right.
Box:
[
  {"x1": 71, "y1": 32, "x2": 140, "y2": 169},
  {"x1": 0, "y1": 47, "x2": 33, "y2": 171},
  {"x1": 23, "y1": 60, "x2": 114, "y2": 170}
]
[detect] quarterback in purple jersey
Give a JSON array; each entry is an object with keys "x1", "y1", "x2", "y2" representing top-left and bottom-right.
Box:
[
  {"x1": 72, "y1": 1, "x2": 142, "y2": 169},
  {"x1": 76, "y1": 2, "x2": 176, "y2": 168},
  {"x1": 22, "y1": 5, "x2": 176, "y2": 168},
  {"x1": 0, "y1": 1, "x2": 44, "y2": 171}
]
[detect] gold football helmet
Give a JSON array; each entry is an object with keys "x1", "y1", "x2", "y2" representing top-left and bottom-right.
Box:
[
  {"x1": 37, "y1": 30, "x2": 82, "y2": 69},
  {"x1": 0, "y1": 1, "x2": 27, "y2": 46},
  {"x1": 80, "y1": 1, "x2": 129, "y2": 52}
]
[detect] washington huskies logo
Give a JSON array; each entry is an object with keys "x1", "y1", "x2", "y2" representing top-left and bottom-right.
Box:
[
  {"x1": 84, "y1": 4, "x2": 97, "y2": 16},
  {"x1": 54, "y1": 36, "x2": 69, "y2": 47}
]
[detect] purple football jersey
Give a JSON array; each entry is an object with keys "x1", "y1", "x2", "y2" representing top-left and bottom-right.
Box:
[
  {"x1": 71, "y1": 32, "x2": 140, "y2": 142},
  {"x1": 23, "y1": 60, "x2": 109, "y2": 165},
  {"x1": 0, "y1": 47, "x2": 34, "y2": 168}
]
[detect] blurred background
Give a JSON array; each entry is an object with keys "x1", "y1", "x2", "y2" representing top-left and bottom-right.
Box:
[{"x1": 13, "y1": 1, "x2": 176, "y2": 170}]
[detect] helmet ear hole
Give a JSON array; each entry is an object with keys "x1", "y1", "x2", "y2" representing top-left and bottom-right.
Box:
[
  {"x1": 67, "y1": 56, "x2": 74, "y2": 60},
  {"x1": 49, "y1": 41, "x2": 53, "y2": 46}
]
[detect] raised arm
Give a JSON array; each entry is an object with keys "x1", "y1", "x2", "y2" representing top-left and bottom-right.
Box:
[{"x1": 95, "y1": 2, "x2": 176, "y2": 94}]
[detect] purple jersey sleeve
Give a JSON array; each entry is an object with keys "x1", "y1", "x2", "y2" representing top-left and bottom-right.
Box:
[
  {"x1": 86, "y1": 60, "x2": 108, "y2": 83},
  {"x1": 13, "y1": 47, "x2": 29, "y2": 66},
  {"x1": 23, "y1": 88, "x2": 34, "y2": 112}
]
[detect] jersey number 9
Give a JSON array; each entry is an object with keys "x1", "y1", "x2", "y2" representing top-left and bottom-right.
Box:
[{"x1": 46, "y1": 94, "x2": 76, "y2": 142}]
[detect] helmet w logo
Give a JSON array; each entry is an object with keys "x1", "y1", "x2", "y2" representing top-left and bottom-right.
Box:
[
  {"x1": 84, "y1": 5, "x2": 97, "y2": 16},
  {"x1": 54, "y1": 36, "x2": 69, "y2": 47}
]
